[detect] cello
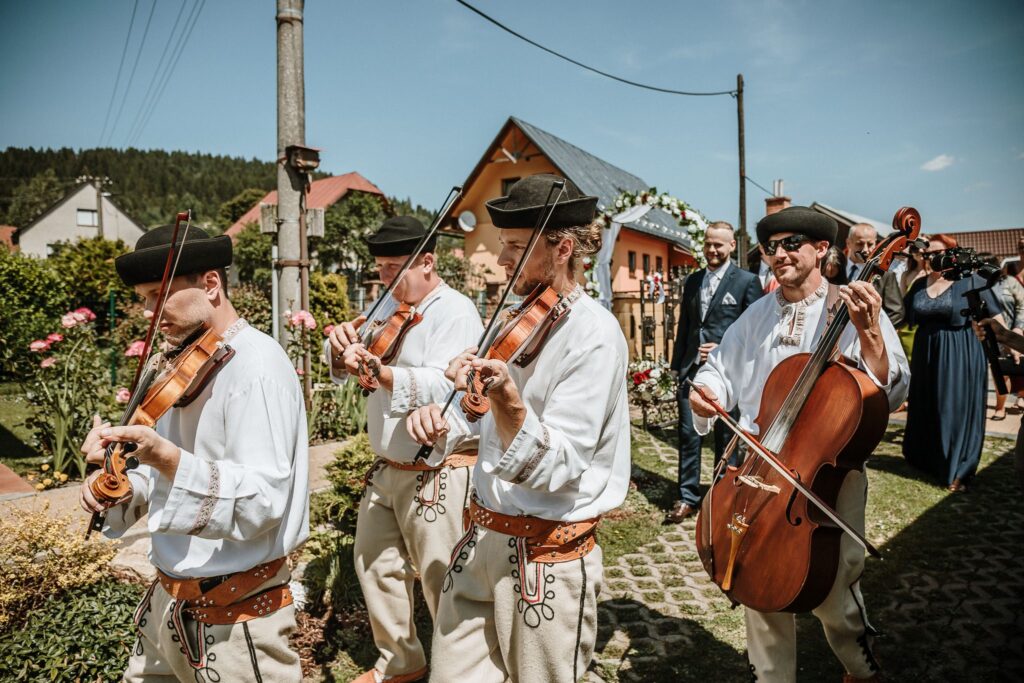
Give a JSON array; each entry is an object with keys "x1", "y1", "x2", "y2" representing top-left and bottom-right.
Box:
[{"x1": 693, "y1": 207, "x2": 921, "y2": 613}]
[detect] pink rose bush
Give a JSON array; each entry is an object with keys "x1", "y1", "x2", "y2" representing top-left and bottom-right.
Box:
[
  {"x1": 288, "y1": 310, "x2": 317, "y2": 330},
  {"x1": 115, "y1": 387, "x2": 131, "y2": 403},
  {"x1": 125, "y1": 340, "x2": 146, "y2": 357}
]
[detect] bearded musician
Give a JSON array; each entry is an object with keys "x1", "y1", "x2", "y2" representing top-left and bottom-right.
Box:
[
  {"x1": 406, "y1": 174, "x2": 631, "y2": 682},
  {"x1": 688, "y1": 207, "x2": 910, "y2": 682},
  {"x1": 325, "y1": 216, "x2": 483, "y2": 683},
  {"x1": 79, "y1": 226, "x2": 309, "y2": 682}
]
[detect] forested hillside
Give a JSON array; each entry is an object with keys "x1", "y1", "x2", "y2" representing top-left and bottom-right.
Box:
[{"x1": 0, "y1": 147, "x2": 283, "y2": 228}]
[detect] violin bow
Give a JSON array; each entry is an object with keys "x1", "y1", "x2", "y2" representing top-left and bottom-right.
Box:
[
  {"x1": 414, "y1": 179, "x2": 567, "y2": 461},
  {"x1": 686, "y1": 380, "x2": 881, "y2": 558},
  {"x1": 358, "y1": 186, "x2": 463, "y2": 336}
]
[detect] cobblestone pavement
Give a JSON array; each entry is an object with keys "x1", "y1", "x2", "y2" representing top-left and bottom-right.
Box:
[{"x1": 585, "y1": 428, "x2": 1024, "y2": 682}]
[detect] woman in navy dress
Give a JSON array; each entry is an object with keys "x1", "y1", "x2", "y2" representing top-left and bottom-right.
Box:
[{"x1": 903, "y1": 235, "x2": 1003, "y2": 492}]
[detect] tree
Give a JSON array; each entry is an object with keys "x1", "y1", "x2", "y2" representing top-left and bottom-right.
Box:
[
  {"x1": 218, "y1": 188, "x2": 268, "y2": 229},
  {"x1": 5, "y1": 169, "x2": 64, "y2": 227},
  {"x1": 313, "y1": 192, "x2": 387, "y2": 277},
  {"x1": 233, "y1": 222, "x2": 273, "y2": 289}
]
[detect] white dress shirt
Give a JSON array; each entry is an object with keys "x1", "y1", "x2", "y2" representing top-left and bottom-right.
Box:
[
  {"x1": 103, "y1": 320, "x2": 310, "y2": 578},
  {"x1": 439, "y1": 288, "x2": 631, "y2": 522},
  {"x1": 327, "y1": 282, "x2": 484, "y2": 466},
  {"x1": 700, "y1": 259, "x2": 732, "y2": 319},
  {"x1": 693, "y1": 284, "x2": 910, "y2": 437}
]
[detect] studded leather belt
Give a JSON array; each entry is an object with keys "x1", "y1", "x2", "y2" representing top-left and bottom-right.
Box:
[
  {"x1": 156, "y1": 557, "x2": 292, "y2": 625},
  {"x1": 468, "y1": 499, "x2": 600, "y2": 564},
  {"x1": 381, "y1": 450, "x2": 478, "y2": 471}
]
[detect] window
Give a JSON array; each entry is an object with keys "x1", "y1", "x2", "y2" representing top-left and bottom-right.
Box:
[
  {"x1": 656, "y1": 256, "x2": 663, "y2": 273},
  {"x1": 501, "y1": 177, "x2": 521, "y2": 196},
  {"x1": 77, "y1": 209, "x2": 98, "y2": 226},
  {"x1": 628, "y1": 251, "x2": 637, "y2": 273},
  {"x1": 642, "y1": 254, "x2": 650, "y2": 274}
]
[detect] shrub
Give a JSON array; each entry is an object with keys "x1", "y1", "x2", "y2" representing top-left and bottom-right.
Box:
[
  {"x1": 0, "y1": 579, "x2": 143, "y2": 681},
  {"x1": 308, "y1": 381, "x2": 368, "y2": 444},
  {"x1": 233, "y1": 221, "x2": 272, "y2": 287},
  {"x1": 0, "y1": 502, "x2": 118, "y2": 630},
  {"x1": 47, "y1": 236, "x2": 136, "y2": 326},
  {"x1": 309, "y1": 271, "x2": 351, "y2": 327},
  {"x1": 0, "y1": 249, "x2": 67, "y2": 380},
  {"x1": 232, "y1": 282, "x2": 273, "y2": 334},
  {"x1": 21, "y1": 308, "x2": 115, "y2": 478},
  {"x1": 301, "y1": 532, "x2": 362, "y2": 616},
  {"x1": 311, "y1": 434, "x2": 376, "y2": 537}
]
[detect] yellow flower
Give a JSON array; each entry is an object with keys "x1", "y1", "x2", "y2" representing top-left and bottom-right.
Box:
[
  {"x1": 35, "y1": 483, "x2": 45, "y2": 491},
  {"x1": 26, "y1": 474, "x2": 35, "y2": 481},
  {"x1": 59, "y1": 473, "x2": 69, "y2": 482},
  {"x1": 42, "y1": 478, "x2": 53, "y2": 486},
  {"x1": 40, "y1": 464, "x2": 50, "y2": 472}
]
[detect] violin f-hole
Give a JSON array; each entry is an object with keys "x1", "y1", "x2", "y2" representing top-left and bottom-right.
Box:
[{"x1": 785, "y1": 485, "x2": 803, "y2": 527}]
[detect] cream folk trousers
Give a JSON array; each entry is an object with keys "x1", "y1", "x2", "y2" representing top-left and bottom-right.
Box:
[
  {"x1": 745, "y1": 469, "x2": 881, "y2": 682},
  {"x1": 431, "y1": 523, "x2": 603, "y2": 683},
  {"x1": 354, "y1": 461, "x2": 473, "y2": 677}
]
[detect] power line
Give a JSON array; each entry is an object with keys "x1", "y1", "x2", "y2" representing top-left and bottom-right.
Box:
[
  {"x1": 124, "y1": 0, "x2": 190, "y2": 146},
  {"x1": 744, "y1": 175, "x2": 774, "y2": 196},
  {"x1": 454, "y1": 0, "x2": 736, "y2": 97},
  {"x1": 129, "y1": 0, "x2": 206, "y2": 148},
  {"x1": 98, "y1": 0, "x2": 140, "y2": 146},
  {"x1": 105, "y1": 0, "x2": 158, "y2": 146}
]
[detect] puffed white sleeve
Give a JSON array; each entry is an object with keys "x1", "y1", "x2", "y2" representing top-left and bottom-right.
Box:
[
  {"x1": 839, "y1": 312, "x2": 911, "y2": 411},
  {"x1": 691, "y1": 316, "x2": 749, "y2": 435},
  {"x1": 146, "y1": 375, "x2": 307, "y2": 542},
  {"x1": 483, "y1": 338, "x2": 626, "y2": 492}
]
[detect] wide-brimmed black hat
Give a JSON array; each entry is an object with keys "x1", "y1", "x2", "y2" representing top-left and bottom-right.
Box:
[
  {"x1": 485, "y1": 173, "x2": 598, "y2": 230},
  {"x1": 115, "y1": 224, "x2": 233, "y2": 286},
  {"x1": 756, "y1": 206, "x2": 838, "y2": 247},
  {"x1": 365, "y1": 216, "x2": 436, "y2": 257}
]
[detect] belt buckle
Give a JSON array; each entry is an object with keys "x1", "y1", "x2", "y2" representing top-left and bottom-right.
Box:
[{"x1": 198, "y1": 574, "x2": 229, "y2": 593}]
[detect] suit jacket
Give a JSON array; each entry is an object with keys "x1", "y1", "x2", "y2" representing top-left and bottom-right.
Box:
[{"x1": 671, "y1": 262, "x2": 763, "y2": 378}]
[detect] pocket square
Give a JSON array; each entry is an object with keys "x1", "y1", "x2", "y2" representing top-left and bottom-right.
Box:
[{"x1": 722, "y1": 292, "x2": 738, "y2": 306}]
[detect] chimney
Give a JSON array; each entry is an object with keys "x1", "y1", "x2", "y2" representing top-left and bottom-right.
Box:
[{"x1": 765, "y1": 179, "x2": 791, "y2": 215}]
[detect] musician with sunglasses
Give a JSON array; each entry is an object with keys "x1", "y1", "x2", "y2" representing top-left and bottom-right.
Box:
[
  {"x1": 78, "y1": 225, "x2": 309, "y2": 682},
  {"x1": 688, "y1": 206, "x2": 910, "y2": 682}
]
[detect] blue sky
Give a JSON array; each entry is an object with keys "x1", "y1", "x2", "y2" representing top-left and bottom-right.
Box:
[{"x1": 1, "y1": 0, "x2": 1022, "y2": 232}]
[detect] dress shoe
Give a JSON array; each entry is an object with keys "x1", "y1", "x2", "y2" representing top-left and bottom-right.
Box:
[
  {"x1": 947, "y1": 478, "x2": 968, "y2": 493},
  {"x1": 664, "y1": 500, "x2": 697, "y2": 523},
  {"x1": 352, "y1": 666, "x2": 429, "y2": 683}
]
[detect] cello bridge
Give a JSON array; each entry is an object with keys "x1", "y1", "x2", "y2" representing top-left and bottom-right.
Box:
[{"x1": 736, "y1": 474, "x2": 781, "y2": 494}]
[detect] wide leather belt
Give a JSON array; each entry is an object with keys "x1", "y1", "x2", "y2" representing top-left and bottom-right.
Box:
[
  {"x1": 381, "y1": 450, "x2": 478, "y2": 471},
  {"x1": 156, "y1": 557, "x2": 291, "y2": 625},
  {"x1": 468, "y1": 499, "x2": 600, "y2": 564}
]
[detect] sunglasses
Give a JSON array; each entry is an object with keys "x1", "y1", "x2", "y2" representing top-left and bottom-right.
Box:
[{"x1": 761, "y1": 235, "x2": 812, "y2": 254}]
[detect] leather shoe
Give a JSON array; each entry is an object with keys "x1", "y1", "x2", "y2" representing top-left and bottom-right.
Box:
[{"x1": 664, "y1": 500, "x2": 697, "y2": 523}]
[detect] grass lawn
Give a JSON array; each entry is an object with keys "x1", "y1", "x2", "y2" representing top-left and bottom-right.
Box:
[{"x1": 0, "y1": 382, "x2": 43, "y2": 475}]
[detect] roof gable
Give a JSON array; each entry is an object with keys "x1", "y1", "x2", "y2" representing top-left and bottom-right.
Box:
[
  {"x1": 225, "y1": 172, "x2": 386, "y2": 237},
  {"x1": 19, "y1": 183, "x2": 145, "y2": 237}
]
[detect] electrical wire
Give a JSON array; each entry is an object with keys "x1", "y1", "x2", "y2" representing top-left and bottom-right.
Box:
[
  {"x1": 744, "y1": 175, "x2": 775, "y2": 196},
  {"x1": 124, "y1": 0, "x2": 189, "y2": 146},
  {"x1": 105, "y1": 0, "x2": 158, "y2": 146},
  {"x1": 98, "y1": 0, "x2": 140, "y2": 146},
  {"x1": 455, "y1": 0, "x2": 736, "y2": 97}
]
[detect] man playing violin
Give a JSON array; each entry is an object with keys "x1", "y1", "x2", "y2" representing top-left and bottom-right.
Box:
[
  {"x1": 406, "y1": 174, "x2": 631, "y2": 682},
  {"x1": 688, "y1": 206, "x2": 910, "y2": 682},
  {"x1": 325, "y1": 215, "x2": 483, "y2": 683},
  {"x1": 79, "y1": 225, "x2": 309, "y2": 682}
]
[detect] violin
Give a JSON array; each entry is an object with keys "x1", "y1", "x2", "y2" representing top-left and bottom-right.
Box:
[
  {"x1": 415, "y1": 179, "x2": 568, "y2": 460},
  {"x1": 460, "y1": 284, "x2": 568, "y2": 421},
  {"x1": 356, "y1": 302, "x2": 424, "y2": 394},
  {"x1": 693, "y1": 207, "x2": 921, "y2": 612},
  {"x1": 85, "y1": 210, "x2": 234, "y2": 536}
]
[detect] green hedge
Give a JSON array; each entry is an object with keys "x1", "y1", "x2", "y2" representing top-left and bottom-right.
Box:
[{"x1": 0, "y1": 579, "x2": 143, "y2": 682}]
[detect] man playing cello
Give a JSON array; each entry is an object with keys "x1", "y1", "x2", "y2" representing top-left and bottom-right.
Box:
[{"x1": 689, "y1": 206, "x2": 910, "y2": 682}]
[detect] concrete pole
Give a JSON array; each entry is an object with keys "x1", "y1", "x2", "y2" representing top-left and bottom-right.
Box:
[
  {"x1": 94, "y1": 178, "x2": 105, "y2": 239},
  {"x1": 736, "y1": 74, "x2": 747, "y2": 268},
  {"x1": 276, "y1": 0, "x2": 305, "y2": 348}
]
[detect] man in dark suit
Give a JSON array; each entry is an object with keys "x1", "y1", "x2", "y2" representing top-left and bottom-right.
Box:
[{"x1": 666, "y1": 221, "x2": 763, "y2": 522}]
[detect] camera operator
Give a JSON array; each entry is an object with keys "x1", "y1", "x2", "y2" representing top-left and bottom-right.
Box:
[
  {"x1": 981, "y1": 252, "x2": 1024, "y2": 419},
  {"x1": 974, "y1": 316, "x2": 1024, "y2": 491},
  {"x1": 902, "y1": 234, "x2": 1005, "y2": 493}
]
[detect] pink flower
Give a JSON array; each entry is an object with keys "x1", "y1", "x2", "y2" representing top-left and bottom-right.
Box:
[
  {"x1": 46, "y1": 333, "x2": 63, "y2": 343},
  {"x1": 61, "y1": 313, "x2": 77, "y2": 328},
  {"x1": 296, "y1": 367, "x2": 305, "y2": 376},
  {"x1": 73, "y1": 307, "x2": 97, "y2": 322},
  {"x1": 288, "y1": 310, "x2": 317, "y2": 330},
  {"x1": 115, "y1": 387, "x2": 131, "y2": 403},
  {"x1": 125, "y1": 340, "x2": 146, "y2": 357},
  {"x1": 29, "y1": 339, "x2": 51, "y2": 353},
  {"x1": 40, "y1": 357, "x2": 57, "y2": 369},
  {"x1": 323, "y1": 324, "x2": 335, "y2": 337}
]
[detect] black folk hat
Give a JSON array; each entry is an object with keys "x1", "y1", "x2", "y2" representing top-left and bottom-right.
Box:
[
  {"x1": 115, "y1": 224, "x2": 233, "y2": 287},
  {"x1": 485, "y1": 173, "x2": 599, "y2": 230},
  {"x1": 364, "y1": 215, "x2": 436, "y2": 257},
  {"x1": 756, "y1": 206, "x2": 838, "y2": 247}
]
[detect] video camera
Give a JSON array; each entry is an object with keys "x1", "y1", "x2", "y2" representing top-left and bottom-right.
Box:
[{"x1": 928, "y1": 247, "x2": 1000, "y2": 282}]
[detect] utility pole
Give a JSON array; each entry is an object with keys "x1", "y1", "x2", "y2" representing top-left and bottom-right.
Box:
[
  {"x1": 77, "y1": 175, "x2": 109, "y2": 239},
  {"x1": 275, "y1": 0, "x2": 305, "y2": 349},
  {"x1": 736, "y1": 73, "x2": 746, "y2": 268}
]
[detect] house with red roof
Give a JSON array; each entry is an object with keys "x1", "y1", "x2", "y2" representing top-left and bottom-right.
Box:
[{"x1": 224, "y1": 172, "x2": 386, "y2": 238}]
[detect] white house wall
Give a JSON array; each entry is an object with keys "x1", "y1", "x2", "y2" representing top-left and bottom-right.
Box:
[{"x1": 18, "y1": 184, "x2": 145, "y2": 257}]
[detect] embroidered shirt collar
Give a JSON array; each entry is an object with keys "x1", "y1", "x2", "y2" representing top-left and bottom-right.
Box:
[{"x1": 774, "y1": 282, "x2": 827, "y2": 346}]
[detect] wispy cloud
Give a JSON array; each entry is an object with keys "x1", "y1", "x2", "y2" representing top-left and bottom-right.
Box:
[{"x1": 921, "y1": 154, "x2": 955, "y2": 172}]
